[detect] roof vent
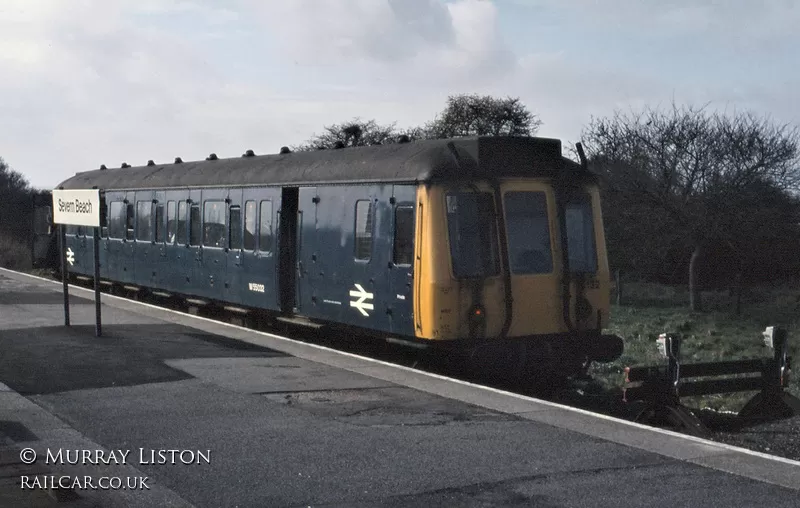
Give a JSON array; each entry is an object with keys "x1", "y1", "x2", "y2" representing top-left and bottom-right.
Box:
[
  {"x1": 147, "y1": 160, "x2": 155, "y2": 166},
  {"x1": 398, "y1": 134, "x2": 410, "y2": 144},
  {"x1": 100, "y1": 164, "x2": 107, "y2": 170},
  {"x1": 121, "y1": 162, "x2": 130, "y2": 168},
  {"x1": 279, "y1": 146, "x2": 291, "y2": 154},
  {"x1": 206, "y1": 153, "x2": 218, "y2": 161},
  {"x1": 243, "y1": 149, "x2": 255, "y2": 157},
  {"x1": 333, "y1": 141, "x2": 345, "y2": 149},
  {"x1": 174, "y1": 157, "x2": 183, "y2": 164}
]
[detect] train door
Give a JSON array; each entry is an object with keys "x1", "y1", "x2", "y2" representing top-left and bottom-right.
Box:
[
  {"x1": 187, "y1": 189, "x2": 203, "y2": 295},
  {"x1": 240, "y1": 187, "x2": 280, "y2": 311},
  {"x1": 133, "y1": 191, "x2": 155, "y2": 288},
  {"x1": 165, "y1": 191, "x2": 190, "y2": 293},
  {"x1": 226, "y1": 188, "x2": 244, "y2": 304},
  {"x1": 152, "y1": 191, "x2": 167, "y2": 289},
  {"x1": 31, "y1": 194, "x2": 56, "y2": 270},
  {"x1": 198, "y1": 188, "x2": 228, "y2": 299},
  {"x1": 278, "y1": 187, "x2": 299, "y2": 313},
  {"x1": 118, "y1": 192, "x2": 137, "y2": 284},
  {"x1": 104, "y1": 194, "x2": 124, "y2": 282},
  {"x1": 295, "y1": 187, "x2": 318, "y2": 314},
  {"x1": 388, "y1": 186, "x2": 416, "y2": 335}
]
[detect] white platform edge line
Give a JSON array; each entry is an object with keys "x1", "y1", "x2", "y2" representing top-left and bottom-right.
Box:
[{"x1": 3, "y1": 267, "x2": 800, "y2": 469}]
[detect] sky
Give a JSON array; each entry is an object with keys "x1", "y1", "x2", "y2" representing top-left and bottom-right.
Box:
[{"x1": 1, "y1": 0, "x2": 798, "y2": 189}]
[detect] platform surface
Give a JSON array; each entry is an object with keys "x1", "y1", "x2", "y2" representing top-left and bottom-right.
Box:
[{"x1": 1, "y1": 269, "x2": 799, "y2": 507}]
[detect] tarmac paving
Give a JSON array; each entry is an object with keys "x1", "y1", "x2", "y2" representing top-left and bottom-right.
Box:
[{"x1": 1, "y1": 268, "x2": 799, "y2": 507}]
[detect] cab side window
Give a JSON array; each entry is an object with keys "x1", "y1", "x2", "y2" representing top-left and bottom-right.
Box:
[{"x1": 393, "y1": 206, "x2": 414, "y2": 265}]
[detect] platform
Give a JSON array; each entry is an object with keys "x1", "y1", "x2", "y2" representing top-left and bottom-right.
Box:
[{"x1": 1, "y1": 268, "x2": 799, "y2": 507}]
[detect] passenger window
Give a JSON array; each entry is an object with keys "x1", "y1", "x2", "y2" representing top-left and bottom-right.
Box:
[
  {"x1": 166, "y1": 201, "x2": 176, "y2": 244},
  {"x1": 177, "y1": 202, "x2": 187, "y2": 245},
  {"x1": 354, "y1": 200, "x2": 374, "y2": 261},
  {"x1": 125, "y1": 203, "x2": 135, "y2": 241},
  {"x1": 203, "y1": 201, "x2": 226, "y2": 248},
  {"x1": 229, "y1": 206, "x2": 242, "y2": 250},
  {"x1": 108, "y1": 202, "x2": 124, "y2": 239},
  {"x1": 259, "y1": 200, "x2": 273, "y2": 252},
  {"x1": 244, "y1": 201, "x2": 256, "y2": 251},
  {"x1": 155, "y1": 203, "x2": 165, "y2": 243},
  {"x1": 189, "y1": 204, "x2": 201, "y2": 246},
  {"x1": 136, "y1": 201, "x2": 152, "y2": 242},
  {"x1": 393, "y1": 206, "x2": 414, "y2": 265}
]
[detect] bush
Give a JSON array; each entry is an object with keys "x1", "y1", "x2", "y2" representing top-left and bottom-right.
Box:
[{"x1": 0, "y1": 233, "x2": 31, "y2": 270}]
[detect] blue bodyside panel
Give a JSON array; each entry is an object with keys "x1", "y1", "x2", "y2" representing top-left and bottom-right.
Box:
[
  {"x1": 64, "y1": 184, "x2": 416, "y2": 338},
  {"x1": 294, "y1": 184, "x2": 416, "y2": 336}
]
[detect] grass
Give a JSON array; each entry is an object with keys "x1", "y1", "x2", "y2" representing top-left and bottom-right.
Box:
[{"x1": 592, "y1": 281, "x2": 800, "y2": 411}]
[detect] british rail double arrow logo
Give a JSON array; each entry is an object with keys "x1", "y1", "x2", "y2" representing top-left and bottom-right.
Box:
[{"x1": 349, "y1": 283, "x2": 374, "y2": 317}]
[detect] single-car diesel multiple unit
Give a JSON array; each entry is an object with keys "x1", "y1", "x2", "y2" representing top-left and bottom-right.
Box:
[{"x1": 39, "y1": 136, "x2": 623, "y2": 379}]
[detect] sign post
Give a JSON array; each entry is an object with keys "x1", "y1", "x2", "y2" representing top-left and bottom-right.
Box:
[{"x1": 52, "y1": 189, "x2": 102, "y2": 337}]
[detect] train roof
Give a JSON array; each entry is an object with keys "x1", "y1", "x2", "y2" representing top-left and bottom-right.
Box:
[{"x1": 57, "y1": 136, "x2": 584, "y2": 191}]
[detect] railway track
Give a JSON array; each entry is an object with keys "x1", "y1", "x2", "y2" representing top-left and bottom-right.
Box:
[{"x1": 42, "y1": 270, "x2": 800, "y2": 463}]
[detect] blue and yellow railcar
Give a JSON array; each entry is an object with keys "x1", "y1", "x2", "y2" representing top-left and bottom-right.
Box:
[{"x1": 42, "y1": 136, "x2": 623, "y2": 378}]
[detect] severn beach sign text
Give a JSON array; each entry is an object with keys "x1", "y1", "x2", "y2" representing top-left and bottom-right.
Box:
[{"x1": 53, "y1": 189, "x2": 100, "y2": 228}]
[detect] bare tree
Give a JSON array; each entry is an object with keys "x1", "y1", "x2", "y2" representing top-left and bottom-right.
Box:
[
  {"x1": 293, "y1": 118, "x2": 399, "y2": 151},
  {"x1": 583, "y1": 103, "x2": 800, "y2": 311},
  {"x1": 425, "y1": 94, "x2": 541, "y2": 139}
]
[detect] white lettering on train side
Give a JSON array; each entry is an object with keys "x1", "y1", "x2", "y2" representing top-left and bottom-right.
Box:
[{"x1": 248, "y1": 283, "x2": 265, "y2": 293}]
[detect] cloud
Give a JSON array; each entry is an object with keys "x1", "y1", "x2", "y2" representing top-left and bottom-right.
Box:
[
  {"x1": 512, "y1": 0, "x2": 800, "y2": 45},
  {"x1": 247, "y1": 0, "x2": 515, "y2": 85},
  {"x1": 0, "y1": 0, "x2": 797, "y2": 189}
]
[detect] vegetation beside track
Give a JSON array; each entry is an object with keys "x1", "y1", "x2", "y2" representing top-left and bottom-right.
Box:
[{"x1": 593, "y1": 282, "x2": 800, "y2": 411}]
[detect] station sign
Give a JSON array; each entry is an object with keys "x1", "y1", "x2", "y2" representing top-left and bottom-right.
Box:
[{"x1": 52, "y1": 189, "x2": 100, "y2": 227}]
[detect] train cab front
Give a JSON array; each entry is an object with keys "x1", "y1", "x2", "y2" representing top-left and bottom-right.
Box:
[{"x1": 414, "y1": 177, "x2": 623, "y2": 379}]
